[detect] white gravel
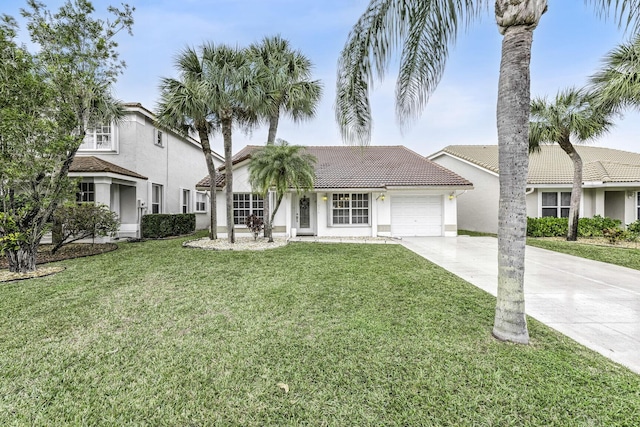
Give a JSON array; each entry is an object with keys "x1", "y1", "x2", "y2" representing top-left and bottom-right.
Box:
[{"x1": 183, "y1": 236, "x2": 288, "y2": 251}]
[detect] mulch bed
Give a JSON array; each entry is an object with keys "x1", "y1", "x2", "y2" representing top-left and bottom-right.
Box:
[{"x1": 0, "y1": 243, "x2": 118, "y2": 270}]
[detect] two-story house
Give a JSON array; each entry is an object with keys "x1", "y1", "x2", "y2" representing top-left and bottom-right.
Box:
[{"x1": 68, "y1": 103, "x2": 223, "y2": 239}]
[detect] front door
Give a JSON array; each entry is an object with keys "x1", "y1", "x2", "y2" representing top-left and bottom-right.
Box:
[{"x1": 297, "y1": 193, "x2": 316, "y2": 235}]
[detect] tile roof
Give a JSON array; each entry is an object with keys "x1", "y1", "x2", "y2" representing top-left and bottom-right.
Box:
[
  {"x1": 436, "y1": 145, "x2": 640, "y2": 184},
  {"x1": 70, "y1": 156, "x2": 148, "y2": 180},
  {"x1": 196, "y1": 145, "x2": 472, "y2": 189}
]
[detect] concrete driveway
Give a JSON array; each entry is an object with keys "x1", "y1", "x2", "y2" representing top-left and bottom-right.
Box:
[{"x1": 401, "y1": 236, "x2": 640, "y2": 375}]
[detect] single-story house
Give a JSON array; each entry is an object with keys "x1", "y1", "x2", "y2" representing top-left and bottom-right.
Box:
[
  {"x1": 429, "y1": 144, "x2": 640, "y2": 234},
  {"x1": 196, "y1": 145, "x2": 473, "y2": 238}
]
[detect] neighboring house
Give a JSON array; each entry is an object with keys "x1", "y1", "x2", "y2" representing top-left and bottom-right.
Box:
[
  {"x1": 429, "y1": 145, "x2": 640, "y2": 234},
  {"x1": 68, "y1": 103, "x2": 223, "y2": 239},
  {"x1": 196, "y1": 145, "x2": 473, "y2": 238}
]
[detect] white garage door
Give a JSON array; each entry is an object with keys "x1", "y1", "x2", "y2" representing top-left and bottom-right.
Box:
[{"x1": 391, "y1": 195, "x2": 443, "y2": 237}]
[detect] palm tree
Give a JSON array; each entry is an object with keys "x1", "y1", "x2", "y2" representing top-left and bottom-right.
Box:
[
  {"x1": 202, "y1": 43, "x2": 264, "y2": 243},
  {"x1": 335, "y1": 1, "x2": 640, "y2": 344},
  {"x1": 529, "y1": 88, "x2": 613, "y2": 241},
  {"x1": 248, "y1": 35, "x2": 322, "y2": 240},
  {"x1": 248, "y1": 139, "x2": 316, "y2": 242},
  {"x1": 591, "y1": 32, "x2": 640, "y2": 113},
  {"x1": 156, "y1": 47, "x2": 220, "y2": 240}
]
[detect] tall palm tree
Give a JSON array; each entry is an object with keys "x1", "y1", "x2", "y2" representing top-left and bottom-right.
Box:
[
  {"x1": 336, "y1": 1, "x2": 640, "y2": 344},
  {"x1": 248, "y1": 35, "x2": 322, "y2": 240},
  {"x1": 156, "y1": 46, "x2": 220, "y2": 240},
  {"x1": 202, "y1": 43, "x2": 264, "y2": 243},
  {"x1": 248, "y1": 139, "x2": 316, "y2": 242},
  {"x1": 529, "y1": 88, "x2": 613, "y2": 241},
  {"x1": 591, "y1": 32, "x2": 640, "y2": 112}
]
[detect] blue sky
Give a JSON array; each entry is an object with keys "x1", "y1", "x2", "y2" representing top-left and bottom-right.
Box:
[{"x1": 3, "y1": 0, "x2": 639, "y2": 156}]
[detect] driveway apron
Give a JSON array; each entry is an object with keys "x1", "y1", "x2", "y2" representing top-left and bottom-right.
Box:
[{"x1": 401, "y1": 236, "x2": 640, "y2": 375}]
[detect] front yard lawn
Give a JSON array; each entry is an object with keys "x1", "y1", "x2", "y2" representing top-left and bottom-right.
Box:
[
  {"x1": 1, "y1": 237, "x2": 639, "y2": 425},
  {"x1": 527, "y1": 238, "x2": 640, "y2": 271}
]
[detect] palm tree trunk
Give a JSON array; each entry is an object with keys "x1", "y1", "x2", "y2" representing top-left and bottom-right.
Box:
[
  {"x1": 197, "y1": 129, "x2": 217, "y2": 240},
  {"x1": 262, "y1": 113, "x2": 280, "y2": 241},
  {"x1": 493, "y1": 23, "x2": 536, "y2": 345},
  {"x1": 558, "y1": 139, "x2": 582, "y2": 241},
  {"x1": 6, "y1": 243, "x2": 38, "y2": 273},
  {"x1": 222, "y1": 117, "x2": 235, "y2": 244}
]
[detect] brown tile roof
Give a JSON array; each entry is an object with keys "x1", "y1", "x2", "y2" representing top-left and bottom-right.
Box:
[
  {"x1": 197, "y1": 145, "x2": 472, "y2": 189},
  {"x1": 436, "y1": 145, "x2": 640, "y2": 184},
  {"x1": 70, "y1": 156, "x2": 147, "y2": 180}
]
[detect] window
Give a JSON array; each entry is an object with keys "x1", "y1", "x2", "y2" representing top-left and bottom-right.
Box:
[
  {"x1": 181, "y1": 189, "x2": 191, "y2": 213},
  {"x1": 332, "y1": 193, "x2": 369, "y2": 225},
  {"x1": 541, "y1": 191, "x2": 571, "y2": 218},
  {"x1": 233, "y1": 193, "x2": 263, "y2": 225},
  {"x1": 76, "y1": 182, "x2": 95, "y2": 203},
  {"x1": 80, "y1": 122, "x2": 114, "y2": 151},
  {"x1": 637, "y1": 192, "x2": 640, "y2": 220},
  {"x1": 154, "y1": 129, "x2": 164, "y2": 147},
  {"x1": 152, "y1": 184, "x2": 163, "y2": 214},
  {"x1": 195, "y1": 192, "x2": 207, "y2": 213}
]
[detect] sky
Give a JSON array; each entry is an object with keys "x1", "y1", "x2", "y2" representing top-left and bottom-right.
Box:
[{"x1": 3, "y1": 0, "x2": 639, "y2": 157}]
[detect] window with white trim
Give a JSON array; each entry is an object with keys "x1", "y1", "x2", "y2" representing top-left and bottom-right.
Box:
[
  {"x1": 154, "y1": 129, "x2": 164, "y2": 147},
  {"x1": 637, "y1": 192, "x2": 639, "y2": 220},
  {"x1": 233, "y1": 193, "x2": 263, "y2": 225},
  {"x1": 541, "y1": 191, "x2": 571, "y2": 218},
  {"x1": 76, "y1": 182, "x2": 95, "y2": 203},
  {"x1": 195, "y1": 191, "x2": 207, "y2": 213},
  {"x1": 181, "y1": 189, "x2": 191, "y2": 213},
  {"x1": 80, "y1": 122, "x2": 115, "y2": 151},
  {"x1": 332, "y1": 193, "x2": 369, "y2": 225},
  {"x1": 152, "y1": 184, "x2": 163, "y2": 214}
]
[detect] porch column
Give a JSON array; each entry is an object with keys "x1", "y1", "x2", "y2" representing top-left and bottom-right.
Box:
[
  {"x1": 594, "y1": 189, "x2": 605, "y2": 217},
  {"x1": 94, "y1": 177, "x2": 112, "y2": 207}
]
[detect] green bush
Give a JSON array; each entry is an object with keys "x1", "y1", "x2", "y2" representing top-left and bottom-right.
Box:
[
  {"x1": 527, "y1": 217, "x2": 567, "y2": 237},
  {"x1": 527, "y1": 215, "x2": 622, "y2": 238},
  {"x1": 51, "y1": 203, "x2": 120, "y2": 253},
  {"x1": 142, "y1": 213, "x2": 195, "y2": 239}
]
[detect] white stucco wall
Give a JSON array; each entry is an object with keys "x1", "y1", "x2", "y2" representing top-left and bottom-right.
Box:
[
  {"x1": 77, "y1": 107, "x2": 219, "y2": 233},
  {"x1": 431, "y1": 154, "x2": 497, "y2": 234}
]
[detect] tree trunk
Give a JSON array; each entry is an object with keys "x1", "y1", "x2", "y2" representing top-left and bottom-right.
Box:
[
  {"x1": 197, "y1": 128, "x2": 217, "y2": 240},
  {"x1": 262, "y1": 112, "x2": 279, "y2": 241},
  {"x1": 558, "y1": 139, "x2": 582, "y2": 241},
  {"x1": 493, "y1": 19, "x2": 540, "y2": 344},
  {"x1": 6, "y1": 243, "x2": 38, "y2": 273},
  {"x1": 222, "y1": 117, "x2": 235, "y2": 244}
]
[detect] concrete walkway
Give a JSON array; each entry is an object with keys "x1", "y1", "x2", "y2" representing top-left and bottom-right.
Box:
[{"x1": 401, "y1": 236, "x2": 640, "y2": 374}]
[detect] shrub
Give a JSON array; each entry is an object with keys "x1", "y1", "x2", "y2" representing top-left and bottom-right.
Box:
[
  {"x1": 141, "y1": 213, "x2": 195, "y2": 239},
  {"x1": 51, "y1": 203, "x2": 120, "y2": 253},
  {"x1": 245, "y1": 214, "x2": 263, "y2": 240},
  {"x1": 527, "y1": 217, "x2": 568, "y2": 237},
  {"x1": 527, "y1": 215, "x2": 622, "y2": 238}
]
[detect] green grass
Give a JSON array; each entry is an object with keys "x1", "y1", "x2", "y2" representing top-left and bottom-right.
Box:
[
  {"x1": 1, "y1": 236, "x2": 639, "y2": 426},
  {"x1": 527, "y1": 238, "x2": 640, "y2": 271},
  {"x1": 458, "y1": 229, "x2": 497, "y2": 237}
]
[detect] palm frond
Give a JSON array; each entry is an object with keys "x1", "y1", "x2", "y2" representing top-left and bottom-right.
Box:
[
  {"x1": 336, "y1": 0, "x2": 481, "y2": 145},
  {"x1": 587, "y1": 0, "x2": 640, "y2": 34}
]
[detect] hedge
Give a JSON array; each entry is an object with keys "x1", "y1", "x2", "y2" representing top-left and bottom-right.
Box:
[
  {"x1": 527, "y1": 215, "x2": 622, "y2": 238},
  {"x1": 141, "y1": 213, "x2": 195, "y2": 239}
]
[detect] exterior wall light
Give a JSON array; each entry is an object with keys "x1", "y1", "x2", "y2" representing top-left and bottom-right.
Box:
[
  {"x1": 448, "y1": 192, "x2": 455, "y2": 200},
  {"x1": 322, "y1": 194, "x2": 328, "y2": 201}
]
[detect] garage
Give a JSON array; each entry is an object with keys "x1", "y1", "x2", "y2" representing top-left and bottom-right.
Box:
[{"x1": 391, "y1": 195, "x2": 443, "y2": 237}]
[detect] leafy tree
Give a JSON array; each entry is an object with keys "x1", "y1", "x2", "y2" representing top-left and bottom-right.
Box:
[
  {"x1": 529, "y1": 88, "x2": 613, "y2": 241},
  {"x1": 157, "y1": 47, "x2": 220, "y2": 240},
  {"x1": 591, "y1": 32, "x2": 640, "y2": 112},
  {"x1": 50, "y1": 203, "x2": 119, "y2": 254},
  {"x1": 248, "y1": 140, "x2": 316, "y2": 242},
  {"x1": 0, "y1": 1, "x2": 133, "y2": 273},
  {"x1": 335, "y1": 0, "x2": 640, "y2": 344},
  {"x1": 248, "y1": 35, "x2": 322, "y2": 240}
]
